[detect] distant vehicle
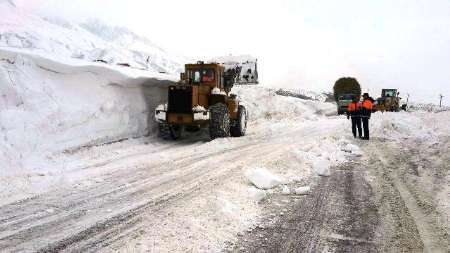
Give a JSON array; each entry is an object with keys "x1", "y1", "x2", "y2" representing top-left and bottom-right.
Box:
[
  {"x1": 155, "y1": 61, "x2": 248, "y2": 140},
  {"x1": 117, "y1": 63, "x2": 131, "y2": 67},
  {"x1": 337, "y1": 94, "x2": 356, "y2": 115},
  {"x1": 376, "y1": 89, "x2": 401, "y2": 112},
  {"x1": 333, "y1": 77, "x2": 361, "y2": 115}
]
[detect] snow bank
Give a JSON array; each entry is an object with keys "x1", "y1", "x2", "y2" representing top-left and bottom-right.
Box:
[
  {"x1": 244, "y1": 168, "x2": 283, "y2": 189},
  {"x1": 232, "y1": 86, "x2": 336, "y2": 124},
  {"x1": 275, "y1": 88, "x2": 330, "y2": 102},
  {"x1": 408, "y1": 103, "x2": 450, "y2": 113},
  {"x1": 370, "y1": 111, "x2": 450, "y2": 142},
  {"x1": 0, "y1": 49, "x2": 175, "y2": 172}
]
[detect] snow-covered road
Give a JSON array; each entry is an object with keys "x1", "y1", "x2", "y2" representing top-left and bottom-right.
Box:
[
  {"x1": 0, "y1": 114, "x2": 348, "y2": 252},
  {"x1": 231, "y1": 135, "x2": 450, "y2": 252},
  {"x1": 1, "y1": 97, "x2": 449, "y2": 252}
]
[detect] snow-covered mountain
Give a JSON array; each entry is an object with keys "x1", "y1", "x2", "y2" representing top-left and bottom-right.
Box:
[{"x1": 0, "y1": 1, "x2": 185, "y2": 74}]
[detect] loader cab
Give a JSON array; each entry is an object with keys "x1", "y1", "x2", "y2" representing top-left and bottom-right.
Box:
[
  {"x1": 382, "y1": 89, "x2": 398, "y2": 98},
  {"x1": 181, "y1": 62, "x2": 231, "y2": 90}
]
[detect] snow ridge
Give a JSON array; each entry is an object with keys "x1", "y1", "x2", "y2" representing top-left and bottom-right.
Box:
[{"x1": 0, "y1": 2, "x2": 185, "y2": 74}]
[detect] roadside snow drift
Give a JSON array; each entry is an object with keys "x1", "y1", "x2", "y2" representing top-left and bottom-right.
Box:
[{"x1": 0, "y1": 49, "x2": 175, "y2": 172}]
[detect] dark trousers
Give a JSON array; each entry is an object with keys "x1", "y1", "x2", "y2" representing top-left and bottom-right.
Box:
[
  {"x1": 362, "y1": 117, "x2": 370, "y2": 139},
  {"x1": 351, "y1": 117, "x2": 362, "y2": 138}
]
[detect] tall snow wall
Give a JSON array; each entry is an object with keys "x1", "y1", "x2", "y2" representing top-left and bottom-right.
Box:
[{"x1": 0, "y1": 50, "x2": 174, "y2": 172}]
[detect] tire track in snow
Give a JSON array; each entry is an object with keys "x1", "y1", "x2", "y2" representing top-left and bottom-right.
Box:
[{"x1": 0, "y1": 122, "x2": 327, "y2": 252}]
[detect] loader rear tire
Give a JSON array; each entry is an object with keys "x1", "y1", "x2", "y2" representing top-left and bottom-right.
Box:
[
  {"x1": 230, "y1": 105, "x2": 247, "y2": 137},
  {"x1": 185, "y1": 125, "x2": 201, "y2": 132},
  {"x1": 209, "y1": 103, "x2": 230, "y2": 139},
  {"x1": 159, "y1": 123, "x2": 182, "y2": 140}
]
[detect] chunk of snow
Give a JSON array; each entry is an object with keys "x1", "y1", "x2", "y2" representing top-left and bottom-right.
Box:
[
  {"x1": 193, "y1": 111, "x2": 210, "y2": 121},
  {"x1": 294, "y1": 186, "x2": 311, "y2": 195},
  {"x1": 155, "y1": 103, "x2": 167, "y2": 111},
  {"x1": 247, "y1": 187, "x2": 267, "y2": 202},
  {"x1": 192, "y1": 105, "x2": 206, "y2": 112},
  {"x1": 313, "y1": 159, "x2": 331, "y2": 176},
  {"x1": 211, "y1": 88, "x2": 226, "y2": 95},
  {"x1": 244, "y1": 168, "x2": 283, "y2": 189},
  {"x1": 281, "y1": 185, "x2": 290, "y2": 195}
]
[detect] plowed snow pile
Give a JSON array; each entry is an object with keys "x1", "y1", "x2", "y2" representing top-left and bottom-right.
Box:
[
  {"x1": 0, "y1": 49, "x2": 175, "y2": 175},
  {"x1": 0, "y1": 0, "x2": 183, "y2": 178}
]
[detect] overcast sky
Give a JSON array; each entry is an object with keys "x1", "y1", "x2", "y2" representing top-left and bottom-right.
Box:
[{"x1": 13, "y1": 0, "x2": 450, "y2": 104}]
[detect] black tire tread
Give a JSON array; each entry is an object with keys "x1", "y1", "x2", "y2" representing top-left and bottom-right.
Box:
[
  {"x1": 209, "y1": 103, "x2": 230, "y2": 139},
  {"x1": 159, "y1": 123, "x2": 181, "y2": 140},
  {"x1": 230, "y1": 105, "x2": 247, "y2": 137}
]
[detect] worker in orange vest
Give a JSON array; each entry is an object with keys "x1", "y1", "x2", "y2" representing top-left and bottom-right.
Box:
[
  {"x1": 361, "y1": 93, "x2": 374, "y2": 140},
  {"x1": 347, "y1": 96, "x2": 362, "y2": 138}
]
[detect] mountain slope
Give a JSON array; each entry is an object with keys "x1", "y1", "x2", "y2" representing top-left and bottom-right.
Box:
[{"x1": 0, "y1": 1, "x2": 185, "y2": 73}]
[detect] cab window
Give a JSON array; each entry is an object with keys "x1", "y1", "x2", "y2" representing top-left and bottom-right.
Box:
[
  {"x1": 189, "y1": 68, "x2": 215, "y2": 84},
  {"x1": 193, "y1": 71, "x2": 201, "y2": 83},
  {"x1": 201, "y1": 69, "x2": 215, "y2": 82},
  {"x1": 383, "y1": 90, "x2": 396, "y2": 97}
]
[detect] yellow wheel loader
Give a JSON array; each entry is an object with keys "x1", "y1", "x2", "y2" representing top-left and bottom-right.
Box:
[
  {"x1": 155, "y1": 62, "x2": 248, "y2": 140},
  {"x1": 375, "y1": 89, "x2": 401, "y2": 112}
]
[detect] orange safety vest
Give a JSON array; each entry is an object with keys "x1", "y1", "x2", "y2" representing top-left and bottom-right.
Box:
[
  {"x1": 362, "y1": 100, "x2": 373, "y2": 110},
  {"x1": 348, "y1": 102, "x2": 362, "y2": 112},
  {"x1": 348, "y1": 102, "x2": 356, "y2": 112}
]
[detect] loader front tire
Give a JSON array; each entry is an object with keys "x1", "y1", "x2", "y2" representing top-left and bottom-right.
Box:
[
  {"x1": 159, "y1": 123, "x2": 182, "y2": 140},
  {"x1": 230, "y1": 105, "x2": 247, "y2": 137},
  {"x1": 209, "y1": 103, "x2": 230, "y2": 139}
]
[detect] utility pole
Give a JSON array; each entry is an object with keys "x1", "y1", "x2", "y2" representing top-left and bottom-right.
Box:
[{"x1": 439, "y1": 94, "x2": 444, "y2": 107}]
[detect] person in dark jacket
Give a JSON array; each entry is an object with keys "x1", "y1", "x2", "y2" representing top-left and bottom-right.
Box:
[
  {"x1": 361, "y1": 93, "x2": 374, "y2": 140},
  {"x1": 347, "y1": 96, "x2": 362, "y2": 138}
]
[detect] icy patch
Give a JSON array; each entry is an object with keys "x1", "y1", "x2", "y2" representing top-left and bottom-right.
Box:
[{"x1": 244, "y1": 168, "x2": 283, "y2": 190}]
